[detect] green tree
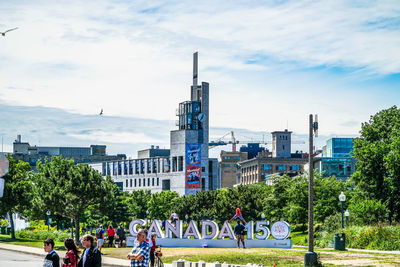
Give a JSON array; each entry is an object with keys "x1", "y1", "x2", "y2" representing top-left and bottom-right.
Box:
[
  {"x1": 0, "y1": 156, "x2": 32, "y2": 238},
  {"x1": 283, "y1": 175, "x2": 308, "y2": 227},
  {"x1": 126, "y1": 190, "x2": 152, "y2": 219},
  {"x1": 314, "y1": 175, "x2": 347, "y2": 224},
  {"x1": 147, "y1": 191, "x2": 179, "y2": 220},
  {"x1": 33, "y1": 156, "x2": 116, "y2": 243},
  {"x1": 352, "y1": 106, "x2": 400, "y2": 221}
]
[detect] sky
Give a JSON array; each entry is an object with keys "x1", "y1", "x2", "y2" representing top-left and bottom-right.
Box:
[{"x1": 0, "y1": 0, "x2": 399, "y2": 158}]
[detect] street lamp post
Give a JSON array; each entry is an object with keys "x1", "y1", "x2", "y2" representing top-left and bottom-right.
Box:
[
  {"x1": 305, "y1": 114, "x2": 318, "y2": 266},
  {"x1": 345, "y1": 209, "x2": 349, "y2": 227},
  {"x1": 339, "y1": 192, "x2": 346, "y2": 230},
  {"x1": 46, "y1": 211, "x2": 51, "y2": 232}
]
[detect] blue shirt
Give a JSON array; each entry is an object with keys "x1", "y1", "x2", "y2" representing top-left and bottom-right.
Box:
[{"x1": 130, "y1": 240, "x2": 150, "y2": 267}]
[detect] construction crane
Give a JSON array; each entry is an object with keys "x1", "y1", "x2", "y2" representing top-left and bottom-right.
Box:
[{"x1": 209, "y1": 131, "x2": 305, "y2": 151}]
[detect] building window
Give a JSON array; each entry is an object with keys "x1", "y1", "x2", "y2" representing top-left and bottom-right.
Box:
[
  {"x1": 224, "y1": 163, "x2": 230, "y2": 167},
  {"x1": 125, "y1": 179, "x2": 128, "y2": 187},
  {"x1": 178, "y1": 156, "x2": 183, "y2": 171},
  {"x1": 148, "y1": 178, "x2": 150, "y2": 187},
  {"x1": 152, "y1": 177, "x2": 155, "y2": 186},
  {"x1": 134, "y1": 179, "x2": 137, "y2": 187},
  {"x1": 202, "y1": 167, "x2": 205, "y2": 172},
  {"x1": 139, "y1": 179, "x2": 141, "y2": 187},
  {"x1": 157, "y1": 177, "x2": 160, "y2": 186},
  {"x1": 162, "y1": 179, "x2": 170, "y2": 191},
  {"x1": 130, "y1": 179, "x2": 132, "y2": 187},
  {"x1": 143, "y1": 178, "x2": 146, "y2": 187}
]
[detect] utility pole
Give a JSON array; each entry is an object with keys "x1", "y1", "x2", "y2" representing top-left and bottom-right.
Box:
[{"x1": 305, "y1": 114, "x2": 318, "y2": 266}]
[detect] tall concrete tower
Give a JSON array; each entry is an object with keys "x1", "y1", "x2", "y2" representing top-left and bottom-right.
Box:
[
  {"x1": 272, "y1": 129, "x2": 292, "y2": 158},
  {"x1": 170, "y1": 52, "x2": 209, "y2": 195}
]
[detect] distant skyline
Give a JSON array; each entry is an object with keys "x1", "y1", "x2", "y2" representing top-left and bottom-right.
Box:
[{"x1": 1, "y1": 0, "x2": 399, "y2": 157}]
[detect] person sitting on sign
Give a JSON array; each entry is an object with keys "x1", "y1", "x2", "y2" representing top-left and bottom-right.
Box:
[
  {"x1": 168, "y1": 211, "x2": 179, "y2": 226},
  {"x1": 228, "y1": 208, "x2": 247, "y2": 224}
]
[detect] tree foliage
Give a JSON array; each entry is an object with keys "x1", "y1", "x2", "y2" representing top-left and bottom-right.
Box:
[
  {"x1": 0, "y1": 156, "x2": 32, "y2": 238},
  {"x1": 352, "y1": 105, "x2": 400, "y2": 221},
  {"x1": 33, "y1": 156, "x2": 116, "y2": 243}
]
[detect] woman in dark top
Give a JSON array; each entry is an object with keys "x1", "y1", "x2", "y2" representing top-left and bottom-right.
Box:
[{"x1": 62, "y1": 238, "x2": 80, "y2": 267}]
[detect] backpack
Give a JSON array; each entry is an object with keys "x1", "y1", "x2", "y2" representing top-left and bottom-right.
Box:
[{"x1": 95, "y1": 228, "x2": 102, "y2": 238}]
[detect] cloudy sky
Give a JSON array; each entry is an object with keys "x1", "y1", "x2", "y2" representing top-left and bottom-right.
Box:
[{"x1": 1, "y1": 0, "x2": 399, "y2": 158}]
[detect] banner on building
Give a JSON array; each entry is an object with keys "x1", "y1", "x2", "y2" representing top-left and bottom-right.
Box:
[
  {"x1": 186, "y1": 144, "x2": 201, "y2": 166},
  {"x1": 186, "y1": 144, "x2": 201, "y2": 188},
  {"x1": 186, "y1": 166, "x2": 201, "y2": 188}
]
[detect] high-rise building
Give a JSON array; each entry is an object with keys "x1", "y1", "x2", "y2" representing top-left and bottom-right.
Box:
[{"x1": 89, "y1": 52, "x2": 219, "y2": 195}]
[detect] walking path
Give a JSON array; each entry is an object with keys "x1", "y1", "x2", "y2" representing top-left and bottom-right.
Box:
[
  {"x1": 0, "y1": 242, "x2": 172, "y2": 267},
  {"x1": 294, "y1": 245, "x2": 400, "y2": 255}
]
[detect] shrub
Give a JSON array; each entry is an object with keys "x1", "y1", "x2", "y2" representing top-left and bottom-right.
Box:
[
  {"x1": 347, "y1": 198, "x2": 389, "y2": 225},
  {"x1": 344, "y1": 224, "x2": 400, "y2": 250},
  {"x1": 322, "y1": 212, "x2": 341, "y2": 233},
  {"x1": 0, "y1": 219, "x2": 8, "y2": 227},
  {"x1": 15, "y1": 229, "x2": 70, "y2": 242}
]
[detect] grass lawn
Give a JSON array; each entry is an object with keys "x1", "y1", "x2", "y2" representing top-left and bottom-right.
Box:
[{"x1": 2, "y1": 234, "x2": 400, "y2": 266}]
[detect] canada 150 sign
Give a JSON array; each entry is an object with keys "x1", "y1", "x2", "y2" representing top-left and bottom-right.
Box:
[{"x1": 129, "y1": 219, "x2": 291, "y2": 241}]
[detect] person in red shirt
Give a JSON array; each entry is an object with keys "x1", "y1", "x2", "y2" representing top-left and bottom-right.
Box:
[
  {"x1": 149, "y1": 234, "x2": 160, "y2": 267},
  {"x1": 107, "y1": 224, "x2": 115, "y2": 247},
  {"x1": 62, "y1": 238, "x2": 80, "y2": 267},
  {"x1": 228, "y1": 208, "x2": 247, "y2": 224}
]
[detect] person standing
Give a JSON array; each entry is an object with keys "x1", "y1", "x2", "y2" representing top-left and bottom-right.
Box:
[
  {"x1": 62, "y1": 238, "x2": 80, "y2": 267},
  {"x1": 43, "y1": 238, "x2": 60, "y2": 267},
  {"x1": 127, "y1": 229, "x2": 150, "y2": 267},
  {"x1": 149, "y1": 234, "x2": 160, "y2": 267},
  {"x1": 116, "y1": 223, "x2": 126, "y2": 248},
  {"x1": 95, "y1": 225, "x2": 105, "y2": 252},
  {"x1": 234, "y1": 221, "x2": 246, "y2": 248},
  {"x1": 107, "y1": 224, "x2": 115, "y2": 247},
  {"x1": 77, "y1": 234, "x2": 101, "y2": 267}
]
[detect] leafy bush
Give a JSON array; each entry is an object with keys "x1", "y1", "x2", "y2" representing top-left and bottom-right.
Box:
[
  {"x1": 322, "y1": 212, "x2": 342, "y2": 233},
  {"x1": 345, "y1": 224, "x2": 400, "y2": 250},
  {"x1": 15, "y1": 229, "x2": 70, "y2": 242},
  {"x1": 347, "y1": 198, "x2": 389, "y2": 225},
  {"x1": 0, "y1": 219, "x2": 8, "y2": 227}
]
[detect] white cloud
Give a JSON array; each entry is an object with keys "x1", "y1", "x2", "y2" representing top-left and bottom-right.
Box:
[{"x1": 0, "y1": 0, "x2": 399, "y2": 138}]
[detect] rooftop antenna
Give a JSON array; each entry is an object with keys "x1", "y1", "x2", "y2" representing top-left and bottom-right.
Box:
[{"x1": 191, "y1": 52, "x2": 198, "y2": 101}]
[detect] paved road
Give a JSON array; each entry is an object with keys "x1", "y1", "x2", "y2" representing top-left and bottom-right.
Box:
[{"x1": 0, "y1": 248, "x2": 44, "y2": 267}]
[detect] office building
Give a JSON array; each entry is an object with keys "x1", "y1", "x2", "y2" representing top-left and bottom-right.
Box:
[
  {"x1": 312, "y1": 137, "x2": 356, "y2": 180},
  {"x1": 219, "y1": 151, "x2": 248, "y2": 188}
]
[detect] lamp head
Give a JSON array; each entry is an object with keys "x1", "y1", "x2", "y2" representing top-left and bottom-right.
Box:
[
  {"x1": 345, "y1": 210, "x2": 350, "y2": 217},
  {"x1": 339, "y1": 192, "x2": 346, "y2": 202}
]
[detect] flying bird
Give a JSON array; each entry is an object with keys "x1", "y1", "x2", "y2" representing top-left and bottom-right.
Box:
[
  {"x1": 99, "y1": 108, "x2": 103, "y2": 115},
  {"x1": 1, "y1": 27, "x2": 18, "y2": 36}
]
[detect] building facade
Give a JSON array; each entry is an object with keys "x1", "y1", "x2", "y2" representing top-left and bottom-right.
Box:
[
  {"x1": 239, "y1": 130, "x2": 307, "y2": 185},
  {"x1": 219, "y1": 151, "x2": 248, "y2": 188},
  {"x1": 312, "y1": 137, "x2": 356, "y2": 180},
  {"x1": 12, "y1": 135, "x2": 125, "y2": 168}
]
